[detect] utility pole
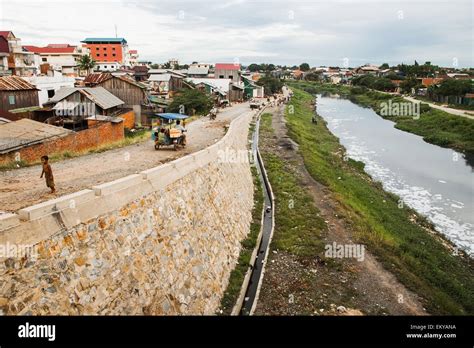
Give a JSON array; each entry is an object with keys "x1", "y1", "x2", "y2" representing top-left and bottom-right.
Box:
[{"x1": 115, "y1": 24, "x2": 118, "y2": 38}]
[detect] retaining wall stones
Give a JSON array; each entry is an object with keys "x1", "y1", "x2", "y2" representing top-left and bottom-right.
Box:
[{"x1": 0, "y1": 109, "x2": 255, "y2": 315}]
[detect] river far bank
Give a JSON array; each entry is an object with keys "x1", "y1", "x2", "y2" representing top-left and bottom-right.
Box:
[{"x1": 289, "y1": 81, "x2": 474, "y2": 157}]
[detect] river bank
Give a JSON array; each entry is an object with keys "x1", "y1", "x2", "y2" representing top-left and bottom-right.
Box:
[
  {"x1": 290, "y1": 81, "x2": 474, "y2": 156},
  {"x1": 256, "y1": 89, "x2": 473, "y2": 315}
]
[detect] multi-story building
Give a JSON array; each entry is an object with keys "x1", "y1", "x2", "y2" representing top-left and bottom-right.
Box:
[
  {"x1": 0, "y1": 36, "x2": 10, "y2": 76},
  {"x1": 81, "y1": 37, "x2": 128, "y2": 69},
  {"x1": 215, "y1": 63, "x2": 241, "y2": 83},
  {"x1": 127, "y1": 50, "x2": 138, "y2": 67},
  {"x1": 23, "y1": 44, "x2": 89, "y2": 77},
  {"x1": 0, "y1": 31, "x2": 38, "y2": 76}
]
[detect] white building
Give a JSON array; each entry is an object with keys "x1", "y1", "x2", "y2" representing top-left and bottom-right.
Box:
[
  {"x1": 94, "y1": 62, "x2": 121, "y2": 72},
  {"x1": 0, "y1": 31, "x2": 38, "y2": 76},
  {"x1": 23, "y1": 44, "x2": 89, "y2": 77},
  {"x1": 25, "y1": 71, "x2": 75, "y2": 106}
]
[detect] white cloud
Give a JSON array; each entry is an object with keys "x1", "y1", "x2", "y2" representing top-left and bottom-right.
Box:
[{"x1": 0, "y1": 0, "x2": 472, "y2": 67}]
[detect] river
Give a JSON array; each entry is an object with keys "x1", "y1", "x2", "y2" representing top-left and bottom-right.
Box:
[{"x1": 316, "y1": 94, "x2": 474, "y2": 256}]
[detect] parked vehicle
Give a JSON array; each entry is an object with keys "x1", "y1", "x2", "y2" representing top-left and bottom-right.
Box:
[{"x1": 151, "y1": 113, "x2": 189, "y2": 151}]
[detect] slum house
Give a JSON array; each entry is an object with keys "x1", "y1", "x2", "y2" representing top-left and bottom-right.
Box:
[
  {"x1": 43, "y1": 86, "x2": 128, "y2": 130},
  {"x1": 132, "y1": 65, "x2": 149, "y2": 81},
  {"x1": 186, "y1": 77, "x2": 243, "y2": 103},
  {"x1": 84, "y1": 72, "x2": 146, "y2": 122},
  {"x1": 148, "y1": 73, "x2": 183, "y2": 97},
  {"x1": 0, "y1": 75, "x2": 39, "y2": 119}
]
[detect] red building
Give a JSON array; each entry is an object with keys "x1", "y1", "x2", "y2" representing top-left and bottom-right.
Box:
[{"x1": 81, "y1": 38, "x2": 128, "y2": 64}]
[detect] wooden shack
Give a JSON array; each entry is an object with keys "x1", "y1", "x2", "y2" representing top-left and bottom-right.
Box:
[
  {"x1": 84, "y1": 73, "x2": 146, "y2": 121},
  {"x1": 0, "y1": 75, "x2": 39, "y2": 113}
]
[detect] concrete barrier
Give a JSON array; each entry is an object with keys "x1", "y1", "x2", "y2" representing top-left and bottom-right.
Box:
[{"x1": 17, "y1": 189, "x2": 96, "y2": 221}]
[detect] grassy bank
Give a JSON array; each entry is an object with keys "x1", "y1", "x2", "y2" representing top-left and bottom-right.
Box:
[
  {"x1": 290, "y1": 81, "x2": 474, "y2": 154},
  {"x1": 219, "y1": 120, "x2": 264, "y2": 315},
  {"x1": 259, "y1": 113, "x2": 326, "y2": 257},
  {"x1": 283, "y1": 88, "x2": 474, "y2": 315}
]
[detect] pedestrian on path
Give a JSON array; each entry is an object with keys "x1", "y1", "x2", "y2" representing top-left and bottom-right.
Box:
[{"x1": 40, "y1": 155, "x2": 56, "y2": 193}]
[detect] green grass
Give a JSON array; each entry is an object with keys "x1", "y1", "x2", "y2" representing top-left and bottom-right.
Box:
[
  {"x1": 219, "y1": 120, "x2": 264, "y2": 315},
  {"x1": 289, "y1": 81, "x2": 474, "y2": 154},
  {"x1": 259, "y1": 113, "x2": 326, "y2": 257},
  {"x1": 282, "y1": 88, "x2": 474, "y2": 315}
]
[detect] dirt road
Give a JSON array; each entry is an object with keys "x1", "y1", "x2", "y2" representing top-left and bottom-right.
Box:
[{"x1": 0, "y1": 103, "x2": 251, "y2": 212}]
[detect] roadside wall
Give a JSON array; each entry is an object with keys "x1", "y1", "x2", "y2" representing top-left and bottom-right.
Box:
[
  {"x1": 0, "y1": 121, "x2": 125, "y2": 166},
  {"x1": 0, "y1": 109, "x2": 254, "y2": 315}
]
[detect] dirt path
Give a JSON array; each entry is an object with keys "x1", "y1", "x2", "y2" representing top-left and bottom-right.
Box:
[
  {"x1": 0, "y1": 103, "x2": 251, "y2": 212},
  {"x1": 255, "y1": 105, "x2": 426, "y2": 315}
]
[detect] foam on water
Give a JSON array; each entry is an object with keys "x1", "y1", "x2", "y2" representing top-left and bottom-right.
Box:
[{"x1": 321, "y1": 100, "x2": 474, "y2": 256}]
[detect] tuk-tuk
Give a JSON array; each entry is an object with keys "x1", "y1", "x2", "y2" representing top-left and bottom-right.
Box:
[{"x1": 151, "y1": 113, "x2": 189, "y2": 151}]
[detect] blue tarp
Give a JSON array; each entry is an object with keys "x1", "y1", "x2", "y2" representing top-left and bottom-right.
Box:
[{"x1": 154, "y1": 113, "x2": 189, "y2": 120}]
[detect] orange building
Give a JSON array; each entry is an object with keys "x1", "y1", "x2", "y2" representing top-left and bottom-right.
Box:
[{"x1": 81, "y1": 38, "x2": 128, "y2": 64}]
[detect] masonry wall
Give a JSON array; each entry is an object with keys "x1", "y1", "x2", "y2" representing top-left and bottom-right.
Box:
[
  {"x1": 0, "y1": 121, "x2": 124, "y2": 166},
  {"x1": 0, "y1": 110, "x2": 254, "y2": 315}
]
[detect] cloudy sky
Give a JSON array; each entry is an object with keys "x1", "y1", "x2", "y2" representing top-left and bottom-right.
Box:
[{"x1": 0, "y1": 0, "x2": 472, "y2": 67}]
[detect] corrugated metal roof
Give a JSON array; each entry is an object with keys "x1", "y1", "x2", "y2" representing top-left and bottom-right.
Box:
[
  {"x1": 47, "y1": 87, "x2": 124, "y2": 110},
  {"x1": 47, "y1": 87, "x2": 77, "y2": 103},
  {"x1": 0, "y1": 118, "x2": 73, "y2": 153},
  {"x1": 84, "y1": 73, "x2": 112, "y2": 85},
  {"x1": 84, "y1": 73, "x2": 146, "y2": 89},
  {"x1": 78, "y1": 87, "x2": 124, "y2": 110},
  {"x1": 0, "y1": 76, "x2": 38, "y2": 91},
  {"x1": 187, "y1": 66, "x2": 209, "y2": 75},
  {"x1": 149, "y1": 74, "x2": 171, "y2": 82}
]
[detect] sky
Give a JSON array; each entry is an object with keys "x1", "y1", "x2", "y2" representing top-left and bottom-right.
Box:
[{"x1": 0, "y1": 0, "x2": 472, "y2": 68}]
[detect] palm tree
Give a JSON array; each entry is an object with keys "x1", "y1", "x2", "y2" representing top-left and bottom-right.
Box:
[{"x1": 79, "y1": 54, "x2": 96, "y2": 75}]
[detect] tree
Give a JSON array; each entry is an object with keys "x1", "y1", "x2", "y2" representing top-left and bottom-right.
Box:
[
  {"x1": 430, "y1": 79, "x2": 471, "y2": 97},
  {"x1": 78, "y1": 55, "x2": 95, "y2": 74},
  {"x1": 248, "y1": 63, "x2": 260, "y2": 72},
  {"x1": 400, "y1": 77, "x2": 420, "y2": 94},
  {"x1": 256, "y1": 76, "x2": 283, "y2": 95},
  {"x1": 168, "y1": 89, "x2": 214, "y2": 115},
  {"x1": 304, "y1": 72, "x2": 322, "y2": 81},
  {"x1": 150, "y1": 63, "x2": 160, "y2": 69},
  {"x1": 299, "y1": 63, "x2": 310, "y2": 71},
  {"x1": 379, "y1": 63, "x2": 390, "y2": 69}
]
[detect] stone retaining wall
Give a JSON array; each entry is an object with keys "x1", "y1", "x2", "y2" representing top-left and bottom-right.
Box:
[{"x1": 0, "y1": 110, "x2": 255, "y2": 315}]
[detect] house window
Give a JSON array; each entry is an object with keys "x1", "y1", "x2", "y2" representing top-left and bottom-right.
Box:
[
  {"x1": 112, "y1": 53, "x2": 116, "y2": 57},
  {"x1": 103, "y1": 47, "x2": 107, "y2": 50},
  {"x1": 97, "y1": 54, "x2": 100, "y2": 57},
  {"x1": 8, "y1": 95, "x2": 15, "y2": 105},
  {"x1": 112, "y1": 47, "x2": 115, "y2": 51},
  {"x1": 42, "y1": 57, "x2": 47, "y2": 62},
  {"x1": 104, "y1": 65, "x2": 107, "y2": 69},
  {"x1": 229, "y1": 75, "x2": 233, "y2": 79},
  {"x1": 96, "y1": 47, "x2": 99, "y2": 50},
  {"x1": 219, "y1": 75, "x2": 224, "y2": 79},
  {"x1": 47, "y1": 89, "x2": 55, "y2": 98},
  {"x1": 104, "y1": 54, "x2": 107, "y2": 57}
]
